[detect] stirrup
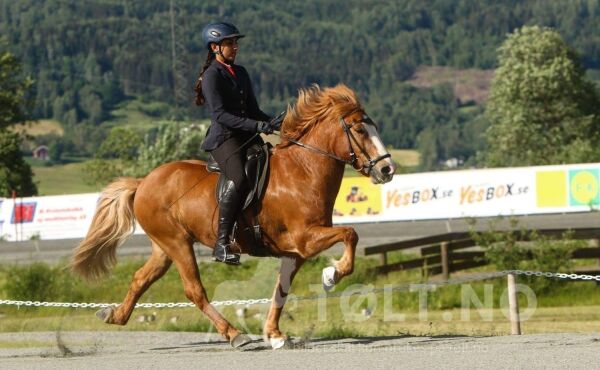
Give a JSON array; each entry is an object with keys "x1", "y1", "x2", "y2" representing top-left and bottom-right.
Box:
[{"x1": 213, "y1": 245, "x2": 241, "y2": 266}]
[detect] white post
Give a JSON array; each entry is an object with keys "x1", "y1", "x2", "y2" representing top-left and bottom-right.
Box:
[{"x1": 507, "y1": 273, "x2": 521, "y2": 335}]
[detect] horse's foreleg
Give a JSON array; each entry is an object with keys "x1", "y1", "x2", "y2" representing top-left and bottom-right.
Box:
[
  {"x1": 97, "y1": 242, "x2": 172, "y2": 325},
  {"x1": 300, "y1": 226, "x2": 359, "y2": 289},
  {"x1": 264, "y1": 256, "x2": 305, "y2": 349}
]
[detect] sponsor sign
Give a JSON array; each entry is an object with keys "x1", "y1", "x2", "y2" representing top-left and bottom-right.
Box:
[
  {"x1": 336, "y1": 163, "x2": 600, "y2": 224},
  {"x1": 2, "y1": 163, "x2": 599, "y2": 240},
  {"x1": 332, "y1": 177, "x2": 383, "y2": 223},
  {"x1": 0, "y1": 193, "x2": 99, "y2": 241}
]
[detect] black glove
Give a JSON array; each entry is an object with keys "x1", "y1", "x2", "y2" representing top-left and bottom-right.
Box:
[
  {"x1": 256, "y1": 121, "x2": 274, "y2": 135},
  {"x1": 269, "y1": 111, "x2": 286, "y2": 131}
]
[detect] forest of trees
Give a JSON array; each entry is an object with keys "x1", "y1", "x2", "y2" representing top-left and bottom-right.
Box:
[{"x1": 2, "y1": 0, "x2": 600, "y2": 169}]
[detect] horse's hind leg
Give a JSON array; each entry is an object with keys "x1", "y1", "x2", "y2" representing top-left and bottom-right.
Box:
[
  {"x1": 97, "y1": 241, "x2": 172, "y2": 325},
  {"x1": 159, "y1": 236, "x2": 250, "y2": 347}
]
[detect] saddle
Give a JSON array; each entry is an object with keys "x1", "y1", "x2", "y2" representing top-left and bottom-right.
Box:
[{"x1": 206, "y1": 141, "x2": 272, "y2": 257}]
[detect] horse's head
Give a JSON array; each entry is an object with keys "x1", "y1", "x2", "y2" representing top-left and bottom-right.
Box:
[
  {"x1": 334, "y1": 108, "x2": 396, "y2": 184},
  {"x1": 281, "y1": 84, "x2": 396, "y2": 184}
]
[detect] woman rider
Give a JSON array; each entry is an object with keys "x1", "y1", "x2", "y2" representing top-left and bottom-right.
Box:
[{"x1": 194, "y1": 22, "x2": 282, "y2": 265}]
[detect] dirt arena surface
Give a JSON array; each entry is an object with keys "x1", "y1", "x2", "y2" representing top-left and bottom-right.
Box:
[{"x1": 1, "y1": 331, "x2": 600, "y2": 369}]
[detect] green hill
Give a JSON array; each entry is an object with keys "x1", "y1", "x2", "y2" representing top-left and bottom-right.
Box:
[{"x1": 3, "y1": 0, "x2": 600, "y2": 171}]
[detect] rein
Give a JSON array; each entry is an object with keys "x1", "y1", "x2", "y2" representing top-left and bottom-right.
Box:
[{"x1": 280, "y1": 114, "x2": 391, "y2": 175}]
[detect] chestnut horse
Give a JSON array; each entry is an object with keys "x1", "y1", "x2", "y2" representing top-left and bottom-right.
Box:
[{"x1": 72, "y1": 84, "x2": 395, "y2": 349}]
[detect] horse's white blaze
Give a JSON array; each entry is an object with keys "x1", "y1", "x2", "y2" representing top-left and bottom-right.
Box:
[{"x1": 363, "y1": 119, "x2": 392, "y2": 166}]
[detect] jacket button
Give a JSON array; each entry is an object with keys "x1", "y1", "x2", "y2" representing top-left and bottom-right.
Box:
[{"x1": 240, "y1": 90, "x2": 243, "y2": 94}]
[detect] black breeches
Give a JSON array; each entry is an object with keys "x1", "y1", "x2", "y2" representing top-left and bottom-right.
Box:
[{"x1": 210, "y1": 137, "x2": 249, "y2": 194}]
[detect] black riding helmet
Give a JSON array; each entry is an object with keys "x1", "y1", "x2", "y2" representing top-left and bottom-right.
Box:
[{"x1": 202, "y1": 22, "x2": 245, "y2": 50}]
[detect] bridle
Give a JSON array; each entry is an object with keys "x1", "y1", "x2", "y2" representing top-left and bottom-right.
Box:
[{"x1": 282, "y1": 112, "x2": 391, "y2": 175}]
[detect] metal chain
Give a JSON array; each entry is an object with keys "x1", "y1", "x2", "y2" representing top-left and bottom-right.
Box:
[
  {"x1": 505, "y1": 270, "x2": 600, "y2": 281},
  {"x1": 290, "y1": 271, "x2": 509, "y2": 302},
  {"x1": 0, "y1": 298, "x2": 272, "y2": 309},
  {"x1": 0, "y1": 270, "x2": 597, "y2": 309}
]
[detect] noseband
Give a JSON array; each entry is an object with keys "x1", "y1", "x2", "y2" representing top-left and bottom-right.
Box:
[{"x1": 282, "y1": 113, "x2": 391, "y2": 175}]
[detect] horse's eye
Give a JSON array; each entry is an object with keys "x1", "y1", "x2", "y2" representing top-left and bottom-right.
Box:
[{"x1": 353, "y1": 124, "x2": 366, "y2": 134}]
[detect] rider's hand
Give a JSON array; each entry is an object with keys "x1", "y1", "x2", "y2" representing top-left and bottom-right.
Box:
[
  {"x1": 256, "y1": 121, "x2": 274, "y2": 135},
  {"x1": 269, "y1": 111, "x2": 286, "y2": 131}
]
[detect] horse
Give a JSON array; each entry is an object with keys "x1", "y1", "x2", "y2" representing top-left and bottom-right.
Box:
[{"x1": 71, "y1": 84, "x2": 396, "y2": 349}]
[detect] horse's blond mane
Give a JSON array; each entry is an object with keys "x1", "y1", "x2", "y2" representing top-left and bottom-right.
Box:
[{"x1": 279, "y1": 84, "x2": 362, "y2": 147}]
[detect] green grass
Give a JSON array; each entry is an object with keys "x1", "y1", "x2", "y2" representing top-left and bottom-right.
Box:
[
  {"x1": 32, "y1": 162, "x2": 100, "y2": 195},
  {"x1": 1, "y1": 256, "x2": 600, "y2": 337}
]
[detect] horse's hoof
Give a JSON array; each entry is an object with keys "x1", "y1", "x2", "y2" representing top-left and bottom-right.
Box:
[
  {"x1": 230, "y1": 333, "x2": 252, "y2": 348},
  {"x1": 322, "y1": 266, "x2": 336, "y2": 291},
  {"x1": 95, "y1": 306, "x2": 115, "y2": 323},
  {"x1": 270, "y1": 337, "x2": 287, "y2": 350}
]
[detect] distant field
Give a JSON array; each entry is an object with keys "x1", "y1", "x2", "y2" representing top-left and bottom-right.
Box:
[
  {"x1": 408, "y1": 66, "x2": 494, "y2": 104},
  {"x1": 10, "y1": 120, "x2": 64, "y2": 136},
  {"x1": 33, "y1": 162, "x2": 100, "y2": 196},
  {"x1": 389, "y1": 149, "x2": 420, "y2": 167},
  {"x1": 107, "y1": 99, "x2": 210, "y2": 131},
  {"x1": 106, "y1": 100, "x2": 163, "y2": 131}
]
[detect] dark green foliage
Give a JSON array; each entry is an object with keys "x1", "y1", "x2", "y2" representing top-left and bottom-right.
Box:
[
  {"x1": 3, "y1": 1, "x2": 600, "y2": 170},
  {"x1": 0, "y1": 42, "x2": 37, "y2": 196},
  {"x1": 3, "y1": 263, "x2": 58, "y2": 301},
  {"x1": 483, "y1": 26, "x2": 600, "y2": 166},
  {"x1": 471, "y1": 221, "x2": 585, "y2": 293},
  {"x1": 97, "y1": 127, "x2": 142, "y2": 161},
  {"x1": 0, "y1": 130, "x2": 37, "y2": 197},
  {"x1": 0, "y1": 41, "x2": 33, "y2": 129}
]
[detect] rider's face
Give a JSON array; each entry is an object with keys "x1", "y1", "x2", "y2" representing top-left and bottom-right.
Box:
[{"x1": 212, "y1": 37, "x2": 239, "y2": 63}]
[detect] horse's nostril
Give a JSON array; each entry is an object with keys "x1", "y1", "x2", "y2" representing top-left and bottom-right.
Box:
[{"x1": 381, "y1": 166, "x2": 392, "y2": 175}]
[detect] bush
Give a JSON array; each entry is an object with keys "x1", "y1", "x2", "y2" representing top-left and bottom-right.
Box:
[
  {"x1": 470, "y1": 220, "x2": 584, "y2": 293},
  {"x1": 3, "y1": 263, "x2": 59, "y2": 301}
]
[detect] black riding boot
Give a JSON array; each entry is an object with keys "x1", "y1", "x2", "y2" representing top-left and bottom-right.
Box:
[{"x1": 213, "y1": 179, "x2": 242, "y2": 265}]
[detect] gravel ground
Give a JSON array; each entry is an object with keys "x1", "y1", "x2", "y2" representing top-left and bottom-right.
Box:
[{"x1": 1, "y1": 331, "x2": 600, "y2": 369}]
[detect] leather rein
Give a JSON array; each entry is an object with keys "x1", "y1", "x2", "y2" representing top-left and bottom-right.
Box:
[{"x1": 281, "y1": 113, "x2": 391, "y2": 175}]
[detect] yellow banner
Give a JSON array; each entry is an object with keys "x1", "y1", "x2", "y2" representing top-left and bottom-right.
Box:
[{"x1": 333, "y1": 177, "x2": 382, "y2": 217}]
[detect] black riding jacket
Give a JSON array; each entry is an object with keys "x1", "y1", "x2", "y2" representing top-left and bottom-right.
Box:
[{"x1": 200, "y1": 61, "x2": 271, "y2": 151}]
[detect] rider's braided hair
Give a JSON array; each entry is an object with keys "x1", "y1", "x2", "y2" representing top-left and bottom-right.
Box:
[{"x1": 194, "y1": 51, "x2": 215, "y2": 106}]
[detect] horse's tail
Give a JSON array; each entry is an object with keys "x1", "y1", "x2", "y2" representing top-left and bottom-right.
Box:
[{"x1": 72, "y1": 177, "x2": 141, "y2": 281}]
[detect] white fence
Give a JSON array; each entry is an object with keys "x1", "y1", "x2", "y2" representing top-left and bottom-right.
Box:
[{"x1": 2, "y1": 162, "x2": 599, "y2": 241}]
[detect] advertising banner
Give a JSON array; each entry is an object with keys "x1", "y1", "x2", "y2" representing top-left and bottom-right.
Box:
[
  {"x1": 377, "y1": 163, "x2": 600, "y2": 222},
  {"x1": 0, "y1": 193, "x2": 100, "y2": 241},
  {"x1": 2, "y1": 163, "x2": 599, "y2": 240}
]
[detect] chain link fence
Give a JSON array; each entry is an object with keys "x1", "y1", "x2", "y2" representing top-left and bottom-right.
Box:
[{"x1": 0, "y1": 270, "x2": 598, "y2": 310}]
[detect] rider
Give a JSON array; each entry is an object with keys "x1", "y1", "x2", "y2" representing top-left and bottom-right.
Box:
[{"x1": 194, "y1": 22, "x2": 283, "y2": 265}]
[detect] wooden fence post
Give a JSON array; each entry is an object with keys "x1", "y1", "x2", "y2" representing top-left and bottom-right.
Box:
[
  {"x1": 507, "y1": 273, "x2": 521, "y2": 335},
  {"x1": 380, "y1": 252, "x2": 387, "y2": 274},
  {"x1": 441, "y1": 242, "x2": 449, "y2": 280},
  {"x1": 596, "y1": 238, "x2": 600, "y2": 268}
]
